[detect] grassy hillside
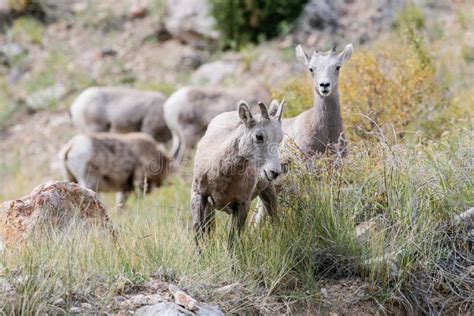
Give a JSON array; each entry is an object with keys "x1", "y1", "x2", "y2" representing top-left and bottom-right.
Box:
[{"x1": 0, "y1": 0, "x2": 473, "y2": 314}]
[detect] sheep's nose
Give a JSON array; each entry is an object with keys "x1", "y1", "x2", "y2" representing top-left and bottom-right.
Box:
[
  {"x1": 268, "y1": 169, "x2": 281, "y2": 180},
  {"x1": 319, "y1": 82, "x2": 331, "y2": 88}
]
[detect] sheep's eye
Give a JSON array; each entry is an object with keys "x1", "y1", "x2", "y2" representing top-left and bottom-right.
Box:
[
  {"x1": 255, "y1": 134, "x2": 264, "y2": 142},
  {"x1": 309, "y1": 68, "x2": 314, "y2": 73},
  {"x1": 336, "y1": 65, "x2": 341, "y2": 72}
]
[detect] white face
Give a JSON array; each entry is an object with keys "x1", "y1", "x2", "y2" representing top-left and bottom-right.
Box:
[
  {"x1": 238, "y1": 100, "x2": 285, "y2": 181},
  {"x1": 296, "y1": 44, "x2": 353, "y2": 98}
]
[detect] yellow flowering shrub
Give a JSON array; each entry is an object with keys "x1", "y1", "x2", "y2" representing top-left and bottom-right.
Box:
[{"x1": 339, "y1": 41, "x2": 437, "y2": 139}]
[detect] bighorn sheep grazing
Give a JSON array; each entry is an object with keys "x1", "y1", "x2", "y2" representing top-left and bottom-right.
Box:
[
  {"x1": 70, "y1": 87, "x2": 172, "y2": 143},
  {"x1": 61, "y1": 132, "x2": 172, "y2": 209},
  {"x1": 282, "y1": 43, "x2": 353, "y2": 160},
  {"x1": 252, "y1": 44, "x2": 353, "y2": 225},
  {"x1": 163, "y1": 83, "x2": 272, "y2": 162},
  {"x1": 191, "y1": 100, "x2": 284, "y2": 249}
]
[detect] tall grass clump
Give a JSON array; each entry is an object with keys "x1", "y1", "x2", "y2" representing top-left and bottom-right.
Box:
[{"x1": 209, "y1": 0, "x2": 306, "y2": 49}]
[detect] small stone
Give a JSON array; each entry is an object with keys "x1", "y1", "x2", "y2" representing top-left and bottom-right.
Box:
[
  {"x1": 169, "y1": 284, "x2": 198, "y2": 311},
  {"x1": 129, "y1": 3, "x2": 147, "y2": 19},
  {"x1": 320, "y1": 288, "x2": 329, "y2": 299},
  {"x1": 100, "y1": 48, "x2": 118, "y2": 58}
]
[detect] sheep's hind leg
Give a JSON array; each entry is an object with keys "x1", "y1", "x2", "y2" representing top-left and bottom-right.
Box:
[{"x1": 191, "y1": 191, "x2": 214, "y2": 250}]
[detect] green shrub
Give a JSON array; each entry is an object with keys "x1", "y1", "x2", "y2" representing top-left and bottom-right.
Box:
[
  {"x1": 209, "y1": 0, "x2": 307, "y2": 49},
  {"x1": 395, "y1": 5, "x2": 425, "y2": 31}
]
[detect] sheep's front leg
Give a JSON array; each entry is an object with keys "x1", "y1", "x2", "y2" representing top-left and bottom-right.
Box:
[
  {"x1": 251, "y1": 184, "x2": 278, "y2": 226},
  {"x1": 228, "y1": 201, "x2": 250, "y2": 251},
  {"x1": 115, "y1": 191, "x2": 129, "y2": 211},
  {"x1": 191, "y1": 191, "x2": 215, "y2": 249}
]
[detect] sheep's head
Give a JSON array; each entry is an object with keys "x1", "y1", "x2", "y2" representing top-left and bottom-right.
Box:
[
  {"x1": 296, "y1": 43, "x2": 353, "y2": 98},
  {"x1": 237, "y1": 100, "x2": 284, "y2": 181}
]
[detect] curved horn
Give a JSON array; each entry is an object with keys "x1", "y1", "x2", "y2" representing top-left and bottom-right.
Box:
[{"x1": 258, "y1": 102, "x2": 270, "y2": 120}]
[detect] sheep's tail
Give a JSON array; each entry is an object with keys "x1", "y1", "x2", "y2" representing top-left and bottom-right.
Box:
[
  {"x1": 170, "y1": 129, "x2": 185, "y2": 165},
  {"x1": 59, "y1": 141, "x2": 77, "y2": 183}
]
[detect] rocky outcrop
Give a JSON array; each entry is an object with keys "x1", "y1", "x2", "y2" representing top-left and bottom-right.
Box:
[
  {"x1": 162, "y1": 0, "x2": 219, "y2": 49},
  {"x1": 26, "y1": 84, "x2": 67, "y2": 111},
  {"x1": 0, "y1": 181, "x2": 115, "y2": 250},
  {"x1": 294, "y1": 0, "x2": 405, "y2": 45}
]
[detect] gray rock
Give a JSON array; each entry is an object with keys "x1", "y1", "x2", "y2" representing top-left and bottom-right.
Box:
[
  {"x1": 0, "y1": 181, "x2": 115, "y2": 250},
  {"x1": 294, "y1": 0, "x2": 405, "y2": 45},
  {"x1": 26, "y1": 84, "x2": 67, "y2": 111},
  {"x1": 191, "y1": 60, "x2": 240, "y2": 85},
  {"x1": 197, "y1": 304, "x2": 224, "y2": 316},
  {"x1": 0, "y1": 43, "x2": 26, "y2": 60},
  {"x1": 134, "y1": 302, "x2": 191, "y2": 315},
  {"x1": 163, "y1": 0, "x2": 219, "y2": 49},
  {"x1": 135, "y1": 302, "x2": 224, "y2": 316}
]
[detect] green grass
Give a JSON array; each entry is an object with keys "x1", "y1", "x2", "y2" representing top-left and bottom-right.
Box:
[{"x1": 1, "y1": 127, "x2": 472, "y2": 314}]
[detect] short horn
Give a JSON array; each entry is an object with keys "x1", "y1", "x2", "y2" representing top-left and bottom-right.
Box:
[
  {"x1": 331, "y1": 43, "x2": 337, "y2": 53},
  {"x1": 258, "y1": 102, "x2": 270, "y2": 120}
]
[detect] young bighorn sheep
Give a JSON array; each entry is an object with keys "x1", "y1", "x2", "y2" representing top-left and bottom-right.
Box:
[
  {"x1": 163, "y1": 83, "x2": 272, "y2": 162},
  {"x1": 252, "y1": 43, "x2": 353, "y2": 225},
  {"x1": 61, "y1": 132, "x2": 172, "y2": 209},
  {"x1": 282, "y1": 43, "x2": 353, "y2": 160},
  {"x1": 191, "y1": 100, "x2": 284, "y2": 249},
  {"x1": 70, "y1": 87, "x2": 172, "y2": 143}
]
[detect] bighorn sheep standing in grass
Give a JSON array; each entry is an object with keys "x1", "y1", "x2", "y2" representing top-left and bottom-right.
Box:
[
  {"x1": 191, "y1": 100, "x2": 284, "y2": 249},
  {"x1": 163, "y1": 83, "x2": 272, "y2": 162},
  {"x1": 282, "y1": 43, "x2": 353, "y2": 160},
  {"x1": 70, "y1": 87, "x2": 172, "y2": 143},
  {"x1": 252, "y1": 43, "x2": 353, "y2": 224},
  {"x1": 61, "y1": 132, "x2": 172, "y2": 209}
]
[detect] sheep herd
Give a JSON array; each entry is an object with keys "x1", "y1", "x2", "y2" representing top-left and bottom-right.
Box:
[{"x1": 60, "y1": 43, "x2": 353, "y2": 248}]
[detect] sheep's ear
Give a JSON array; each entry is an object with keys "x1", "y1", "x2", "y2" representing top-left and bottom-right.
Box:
[
  {"x1": 295, "y1": 45, "x2": 309, "y2": 65},
  {"x1": 238, "y1": 100, "x2": 255, "y2": 128},
  {"x1": 268, "y1": 99, "x2": 284, "y2": 121},
  {"x1": 258, "y1": 102, "x2": 270, "y2": 120},
  {"x1": 268, "y1": 100, "x2": 279, "y2": 117},
  {"x1": 338, "y1": 43, "x2": 353, "y2": 63}
]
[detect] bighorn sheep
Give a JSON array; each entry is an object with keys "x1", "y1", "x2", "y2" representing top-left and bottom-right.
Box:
[
  {"x1": 163, "y1": 84, "x2": 272, "y2": 162},
  {"x1": 61, "y1": 132, "x2": 172, "y2": 209},
  {"x1": 70, "y1": 87, "x2": 172, "y2": 143},
  {"x1": 191, "y1": 100, "x2": 284, "y2": 249},
  {"x1": 282, "y1": 43, "x2": 353, "y2": 160},
  {"x1": 252, "y1": 43, "x2": 353, "y2": 225}
]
